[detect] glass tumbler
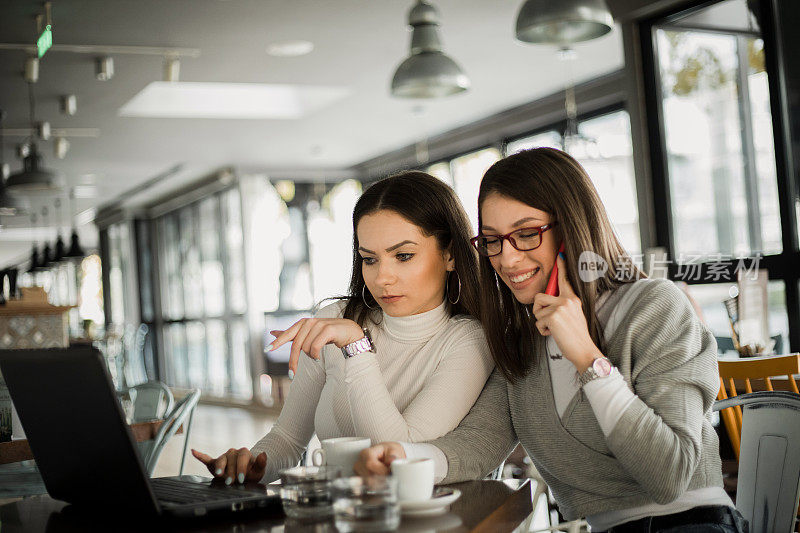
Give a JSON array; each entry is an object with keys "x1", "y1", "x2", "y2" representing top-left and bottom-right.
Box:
[
  {"x1": 332, "y1": 475, "x2": 400, "y2": 532},
  {"x1": 279, "y1": 465, "x2": 342, "y2": 518}
]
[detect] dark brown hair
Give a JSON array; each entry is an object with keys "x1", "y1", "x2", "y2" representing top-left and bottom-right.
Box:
[
  {"x1": 477, "y1": 148, "x2": 645, "y2": 381},
  {"x1": 341, "y1": 171, "x2": 481, "y2": 325}
]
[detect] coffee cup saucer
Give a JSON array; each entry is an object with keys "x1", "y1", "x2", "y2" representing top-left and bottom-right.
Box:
[{"x1": 399, "y1": 488, "x2": 461, "y2": 517}]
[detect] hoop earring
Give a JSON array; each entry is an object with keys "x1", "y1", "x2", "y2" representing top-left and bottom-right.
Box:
[
  {"x1": 362, "y1": 284, "x2": 376, "y2": 309},
  {"x1": 447, "y1": 270, "x2": 461, "y2": 305}
]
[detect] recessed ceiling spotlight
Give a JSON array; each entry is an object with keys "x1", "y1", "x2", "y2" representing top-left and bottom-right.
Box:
[
  {"x1": 163, "y1": 57, "x2": 180, "y2": 82},
  {"x1": 24, "y1": 57, "x2": 39, "y2": 83},
  {"x1": 54, "y1": 137, "x2": 69, "y2": 159},
  {"x1": 60, "y1": 94, "x2": 77, "y2": 115},
  {"x1": 95, "y1": 56, "x2": 114, "y2": 81},
  {"x1": 266, "y1": 40, "x2": 314, "y2": 57},
  {"x1": 37, "y1": 121, "x2": 51, "y2": 141}
]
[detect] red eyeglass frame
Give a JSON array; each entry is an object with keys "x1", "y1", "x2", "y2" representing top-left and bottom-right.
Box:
[{"x1": 470, "y1": 222, "x2": 559, "y2": 257}]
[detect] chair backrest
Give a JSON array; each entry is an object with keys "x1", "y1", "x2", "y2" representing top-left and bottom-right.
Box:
[
  {"x1": 143, "y1": 389, "x2": 201, "y2": 477},
  {"x1": 714, "y1": 391, "x2": 800, "y2": 533},
  {"x1": 118, "y1": 381, "x2": 175, "y2": 423},
  {"x1": 123, "y1": 324, "x2": 150, "y2": 387},
  {"x1": 717, "y1": 354, "x2": 800, "y2": 458}
]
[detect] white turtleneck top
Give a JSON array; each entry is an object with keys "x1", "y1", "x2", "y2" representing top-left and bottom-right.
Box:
[{"x1": 251, "y1": 299, "x2": 494, "y2": 482}]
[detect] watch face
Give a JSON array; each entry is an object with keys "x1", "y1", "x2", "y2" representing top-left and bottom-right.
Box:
[{"x1": 593, "y1": 357, "x2": 613, "y2": 377}]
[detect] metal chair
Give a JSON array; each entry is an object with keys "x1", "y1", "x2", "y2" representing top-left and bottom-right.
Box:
[
  {"x1": 118, "y1": 380, "x2": 174, "y2": 423},
  {"x1": 123, "y1": 324, "x2": 150, "y2": 387},
  {"x1": 142, "y1": 389, "x2": 201, "y2": 477},
  {"x1": 714, "y1": 391, "x2": 800, "y2": 533},
  {"x1": 717, "y1": 353, "x2": 800, "y2": 458}
]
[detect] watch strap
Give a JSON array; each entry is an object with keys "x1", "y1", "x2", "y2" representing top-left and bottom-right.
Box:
[{"x1": 341, "y1": 328, "x2": 375, "y2": 359}]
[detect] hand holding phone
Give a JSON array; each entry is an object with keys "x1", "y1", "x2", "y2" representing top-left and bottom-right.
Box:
[{"x1": 545, "y1": 242, "x2": 566, "y2": 297}]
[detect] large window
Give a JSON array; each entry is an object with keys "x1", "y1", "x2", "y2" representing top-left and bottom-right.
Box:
[
  {"x1": 506, "y1": 110, "x2": 642, "y2": 255},
  {"x1": 642, "y1": 0, "x2": 798, "y2": 353},
  {"x1": 155, "y1": 187, "x2": 251, "y2": 400},
  {"x1": 450, "y1": 148, "x2": 502, "y2": 234},
  {"x1": 422, "y1": 110, "x2": 641, "y2": 254},
  {"x1": 653, "y1": 11, "x2": 780, "y2": 258}
]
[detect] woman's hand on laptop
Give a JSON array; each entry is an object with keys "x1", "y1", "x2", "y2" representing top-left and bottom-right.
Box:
[
  {"x1": 354, "y1": 442, "x2": 406, "y2": 476},
  {"x1": 267, "y1": 318, "x2": 366, "y2": 376},
  {"x1": 191, "y1": 448, "x2": 267, "y2": 485}
]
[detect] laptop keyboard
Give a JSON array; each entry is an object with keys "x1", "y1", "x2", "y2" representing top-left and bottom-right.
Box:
[{"x1": 151, "y1": 477, "x2": 264, "y2": 504}]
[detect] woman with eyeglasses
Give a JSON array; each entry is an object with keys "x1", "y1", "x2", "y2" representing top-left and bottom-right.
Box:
[
  {"x1": 192, "y1": 171, "x2": 494, "y2": 485},
  {"x1": 356, "y1": 149, "x2": 746, "y2": 533}
]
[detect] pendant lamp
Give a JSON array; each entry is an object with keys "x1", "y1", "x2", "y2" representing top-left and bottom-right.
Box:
[
  {"x1": 0, "y1": 109, "x2": 29, "y2": 215},
  {"x1": 27, "y1": 245, "x2": 41, "y2": 274},
  {"x1": 62, "y1": 189, "x2": 85, "y2": 260},
  {"x1": 515, "y1": 0, "x2": 613, "y2": 45},
  {"x1": 5, "y1": 84, "x2": 61, "y2": 193},
  {"x1": 390, "y1": 1, "x2": 470, "y2": 98},
  {"x1": 62, "y1": 229, "x2": 85, "y2": 259}
]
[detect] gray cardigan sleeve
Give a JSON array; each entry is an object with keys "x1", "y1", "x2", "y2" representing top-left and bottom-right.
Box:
[
  {"x1": 604, "y1": 280, "x2": 721, "y2": 504},
  {"x1": 427, "y1": 368, "x2": 519, "y2": 483}
]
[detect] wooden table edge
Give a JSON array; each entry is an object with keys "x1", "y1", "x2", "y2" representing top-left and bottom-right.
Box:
[{"x1": 471, "y1": 479, "x2": 533, "y2": 533}]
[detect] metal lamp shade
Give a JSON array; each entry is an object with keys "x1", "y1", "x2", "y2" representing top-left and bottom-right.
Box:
[
  {"x1": 6, "y1": 148, "x2": 61, "y2": 192},
  {"x1": 40, "y1": 242, "x2": 54, "y2": 269},
  {"x1": 27, "y1": 246, "x2": 41, "y2": 274},
  {"x1": 391, "y1": 52, "x2": 470, "y2": 98},
  {"x1": 515, "y1": 0, "x2": 613, "y2": 44},
  {"x1": 63, "y1": 229, "x2": 85, "y2": 259},
  {"x1": 391, "y1": 0, "x2": 470, "y2": 99},
  {"x1": 0, "y1": 187, "x2": 28, "y2": 216},
  {"x1": 53, "y1": 234, "x2": 66, "y2": 263}
]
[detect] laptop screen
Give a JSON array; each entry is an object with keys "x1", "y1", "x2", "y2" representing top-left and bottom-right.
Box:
[{"x1": 0, "y1": 347, "x2": 159, "y2": 512}]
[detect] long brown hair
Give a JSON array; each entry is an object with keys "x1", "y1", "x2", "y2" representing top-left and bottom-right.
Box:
[
  {"x1": 477, "y1": 148, "x2": 645, "y2": 381},
  {"x1": 341, "y1": 171, "x2": 481, "y2": 325}
]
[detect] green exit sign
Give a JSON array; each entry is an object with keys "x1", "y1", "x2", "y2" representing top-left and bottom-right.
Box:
[{"x1": 37, "y1": 25, "x2": 52, "y2": 58}]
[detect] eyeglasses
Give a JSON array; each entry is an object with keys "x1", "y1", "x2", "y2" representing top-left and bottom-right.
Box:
[{"x1": 470, "y1": 222, "x2": 558, "y2": 257}]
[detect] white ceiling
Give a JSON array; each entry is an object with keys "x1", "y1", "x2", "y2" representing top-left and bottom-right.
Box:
[{"x1": 0, "y1": 0, "x2": 623, "y2": 265}]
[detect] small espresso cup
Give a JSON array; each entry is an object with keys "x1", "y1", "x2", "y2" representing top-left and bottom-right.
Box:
[
  {"x1": 390, "y1": 457, "x2": 434, "y2": 502},
  {"x1": 311, "y1": 437, "x2": 371, "y2": 475}
]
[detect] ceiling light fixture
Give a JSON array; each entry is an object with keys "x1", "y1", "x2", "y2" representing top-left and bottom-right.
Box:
[
  {"x1": 390, "y1": 0, "x2": 470, "y2": 99},
  {"x1": 60, "y1": 94, "x2": 77, "y2": 115},
  {"x1": 24, "y1": 56, "x2": 39, "y2": 83},
  {"x1": 62, "y1": 188, "x2": 85, "y2": 260},
  {"x1": 95, "y1": 56, "x2": 114, "y2": 81},
  {"x1": 27, "y1": 213, "x2": 41, "y2": 274},
  {"x1": 0, "y1": 110, "x2": 29, "y2": 216},
  {"x1": 266, "y1": 40, "x2": 314, "y2": 57},
  {"x1": 6, "y1": 84, "x2": 61, "y2": 192},
  {"x1": 54, "y1": 136, "x2": 69, "y2": 159},
  {"x1": 163, "y1": 56, "x2": 180, "y2": 82},
  {"x1": 515, "y1": 0, "x2": 613, "y2": 44},
  {"x1": 52, "y1": 197, "x2": 66, "y2": 263},
  {"x1": 40, "y1": 206, "x2": 54, "y2": 267},
  {"x1": 37, "y1": 121, "x2": 50, "y2": 141}
]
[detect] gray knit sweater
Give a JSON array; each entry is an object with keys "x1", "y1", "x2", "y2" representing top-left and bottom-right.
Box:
[{"x1": 431, "y1": 279, "x2": 724, "y2": 520}]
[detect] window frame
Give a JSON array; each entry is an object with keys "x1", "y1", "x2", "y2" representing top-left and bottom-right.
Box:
[{"x1": 637, "y1": 0, "x2": 800, "y2": 353}]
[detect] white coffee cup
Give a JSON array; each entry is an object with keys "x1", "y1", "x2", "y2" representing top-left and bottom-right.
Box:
[
  {"x1": 391, "y1": 457, "x2": 434, "y2": 502},
  {"x1": 311, "y1": 437, "x2": 371, "y2": 474}
]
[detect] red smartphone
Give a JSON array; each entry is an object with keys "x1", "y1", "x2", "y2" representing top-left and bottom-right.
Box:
[{"x1": 545, "y1": 242, "x2": 566, "y2": 296}]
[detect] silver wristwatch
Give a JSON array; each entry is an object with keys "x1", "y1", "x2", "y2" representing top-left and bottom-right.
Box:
[
  {"x1": 578, "y1": 356, "x2": 613, "y2": 387},
  {"x1": 341, "y1": 328, "x2": 375, "y2": 359}
]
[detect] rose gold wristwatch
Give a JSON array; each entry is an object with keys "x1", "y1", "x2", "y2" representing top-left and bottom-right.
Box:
[{"x1": 578, "y1": 356, "x2": 613, "y2": 387}]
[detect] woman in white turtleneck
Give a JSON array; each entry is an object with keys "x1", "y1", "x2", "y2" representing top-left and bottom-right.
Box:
[{"x1": 192, "y1": 171, "x2": 494, "y2": 484}]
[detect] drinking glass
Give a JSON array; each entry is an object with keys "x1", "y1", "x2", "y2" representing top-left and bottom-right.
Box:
[
  {"x1": 279, "y1": 466, "x2": 341, "y2": 518},
  {"x1": 332, "y1": 475, "x2": 400, "y2": 532}
]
